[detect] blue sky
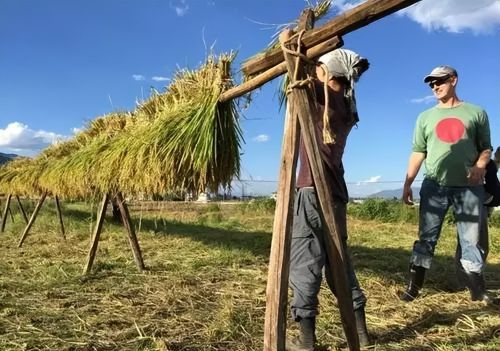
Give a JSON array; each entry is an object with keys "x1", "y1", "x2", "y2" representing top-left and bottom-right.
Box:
[{"x1": 1, "y1": 0, "x2": 499, "y2": 197}]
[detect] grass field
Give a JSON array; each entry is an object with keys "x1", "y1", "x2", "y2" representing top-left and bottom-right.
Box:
[{"x1": 0, "y1": 199, "x2": 499, "y2": 350}]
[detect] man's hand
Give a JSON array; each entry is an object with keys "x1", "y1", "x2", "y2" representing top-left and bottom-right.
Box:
[
  {"x1": 403, "y1": 184, "x2": 414, "y2": 205},
  {"x1": 467, "y1": 165, "x2": 486, "y2": 185}
]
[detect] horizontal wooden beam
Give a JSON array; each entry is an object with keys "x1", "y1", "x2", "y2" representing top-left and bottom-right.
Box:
[
  {"x1": 241, "y1": 0, "x2": 421, "y2": 78},
  {"x1": 219, "y1": 36, "x2": 343, "y2": 103}
]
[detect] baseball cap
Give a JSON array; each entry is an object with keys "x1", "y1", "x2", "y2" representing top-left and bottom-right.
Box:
[{"x1": 423, "y1": 65, "x2": 458, "y2": 83}]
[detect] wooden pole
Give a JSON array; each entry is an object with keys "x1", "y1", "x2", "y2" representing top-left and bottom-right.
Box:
[
  {"x1": 54, "y1": 196, "x2": 66, "y2": 240},
  {"x1": 242, "y1": 0, "x2": 421, "y2": 77},
  {"x1": 1, "y1": 194, "x2": 12, "y2": 232},
  {"x1": 83, "y1": 193, "x2": 109, "y2": 275},
  {"x1": 218, "y1": 36, "x2": 343, "y2": 103},
  {"x1": 263, "y1": 10, "x2": 312, "y2": 351},
  {"x1": 16, "y1": 196, "x2": 29, "y2": 224},
  {"x1": 281, "y1": 29, "x2": 359, "y2": 350},
  {"x1": 115, "y1": 192, "x2": 146, "y2": 272},
  {"x1": 18, "y1": 192, "x2": 47, "y2": 248}
]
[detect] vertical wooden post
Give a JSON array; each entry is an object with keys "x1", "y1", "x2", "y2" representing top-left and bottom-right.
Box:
[
  {"x1": 54, "y1": 196, "x2": 66, "y2": 240},
  {"x1": 1, "y1": 193, "x2": 12, "y2": 232},
  {"x1": 16, "y1": 196, "x2": 29, "y2": 224},
  {"x1": 18, "y1": 192, "x2": 47, "y2": 247},
  {"x1": 115, "y1": 192, "x2": 146, "y2": 272},
  {"x1": 83, "y1": 193, "x2": 109, "y2": 275},
  {"x1": 281, "y1": 29, "x2": 359, "y2": 350},
  {"x1": 263, "y1": 10, "x2": 313, "y2": 351}
]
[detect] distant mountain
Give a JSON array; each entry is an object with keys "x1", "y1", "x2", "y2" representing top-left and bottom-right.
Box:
[
  {"x1": 0, "y1": 152, "x2": 18, "y2": 165},
  {"x1": 368, "y1": 187, "x2": 421, "y2": 200}
]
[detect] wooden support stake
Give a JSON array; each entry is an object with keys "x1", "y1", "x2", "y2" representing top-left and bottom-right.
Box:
[
  {"x1": 83, "y1": 193, "x2": 109, "y2": 275},
  {"x1": 115, "y1": 192, "x2": 146, "y2": 272},
  {"x1": 54, "y1": 196, "x2": 66, "y2": 240},
  {"x1": 242, "y1": 0, "x2": 421, "y2": 77},
  {"x1": 219, "y1": 35, "x2": 343, "y2": 103},
  {"x1": 18, "y1": 192, "x2": 47, "y2": 248},
  {"x1": 1, "y1": 194, "x2": 12, "y2": 232},
  {"x1": 8, "y1": 207, "x2": 15, "y2": 223},
  {"x1": 263, "y1": 10, "x2": 312, "y2": 351},
  {"x1": 281, "y1": 29, "x2": 359, "y2": 350},
  {"x1": 16, "y1": 196, "x2": 29, "y2": 224}
]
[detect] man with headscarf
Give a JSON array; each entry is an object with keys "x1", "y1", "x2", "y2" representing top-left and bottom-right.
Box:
[{"x1": 287, "y1": 48, "x2": 371, "y2": 351}]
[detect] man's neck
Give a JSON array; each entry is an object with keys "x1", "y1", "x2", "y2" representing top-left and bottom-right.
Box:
[{"x1": 438, "y1": 95, "x2": 462, "y2": 108}]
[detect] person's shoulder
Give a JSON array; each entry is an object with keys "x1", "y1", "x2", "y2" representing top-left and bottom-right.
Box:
[
  {"x1": 417, "y1": 106, "x2": 438, "y2": 120},
  {"x1": 460, "y1": 102, "x2": 486, "y2": 114}
]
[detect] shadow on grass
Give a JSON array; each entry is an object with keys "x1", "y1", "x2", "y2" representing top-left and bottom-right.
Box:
[
  {"x1": 374, "y1": 305, "x2": 500, "y2": 348},
  {"x1": 137, "y1": 216, "x2": 272, "y2": 259}
]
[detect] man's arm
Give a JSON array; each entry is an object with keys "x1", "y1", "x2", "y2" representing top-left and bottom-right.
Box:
[
  {"x1": 403, "y1": 152, "x2": 426, "y2": 205},
  {"x1": 468, "y1": 149, "x2": 492, "y2": 185}
]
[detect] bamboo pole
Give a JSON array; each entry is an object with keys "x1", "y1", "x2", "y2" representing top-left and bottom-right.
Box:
[
  {"x1": 218, "y1": 36, "x2": 343, "y2": 103},
  {"x1": 115, "y1": 192, "x2": 146, "y2": 272},
  {"x1": 16, "y1": 196, "x2": 29, "y2": 224},
  {"x1": 242, "y1": 0, "x2": 421, "y2": 77},
  {"x1": 18, "y1": 192, "x2": 47, "y2": 248},
  {"x1": 1, "y1": 194, "x2": 12, "y2": 232},
  {"x1": 54, "y1": 196, "x2": 66, "y2": 240},
  {"x1": 280, "y1": 29, "x2": 359, "y2": 350},
  {"x1": 263, "y1": 10, "x2": 312, "y2": 351},
  {"x1": 83, "y1": 193, "x2": 109, "y2": 275}
]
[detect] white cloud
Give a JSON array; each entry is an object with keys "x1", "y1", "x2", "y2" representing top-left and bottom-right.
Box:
[
  {"x1": 171, "y1": 0, "x2": 189, "y2": 16},
  {"x1": 0, "y1": 122, "x2": 67, "y2": 152},
  {"x1": 252, "y1": 134, "x2": 269, "y2": 143},
  {"x1": 133, "y1": 74, "x2": 145, "y2": 81},
  {"x1": 356, "y1": 175, "x2": 382, "y2": 186},
  {"x1": 334, "y1": 0, "x2": 500, "y2": 34},
  {"x1": 400, "y1": 0, "x2": 500, "y2": 34},
  {"x1": 152, "y1": 76, "x2": 171, "y2": 82},
  {"x1": 410, "y1": 95, "x2": 435, "y2": 104}
]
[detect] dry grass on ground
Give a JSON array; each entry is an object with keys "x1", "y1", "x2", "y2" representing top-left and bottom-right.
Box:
[{"x1": 0, "y1": 200, "x2": 499, "y2": 350}]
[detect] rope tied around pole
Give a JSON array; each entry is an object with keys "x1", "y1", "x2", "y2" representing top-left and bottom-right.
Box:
[{"x1": 280, "y1": 30, "x2": 335, "y2": 145}]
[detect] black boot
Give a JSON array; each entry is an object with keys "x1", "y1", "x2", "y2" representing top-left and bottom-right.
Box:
[
  {"x1": 354, "y1": 307, "x2": 371, "y2": 347},
  {"x1": 400, "y1": 265, "x2": 426, "y2": 302},
  {"x1": 286, "y1": 317, "x2": 316, "y2": 351},
  {"x1": 463, "y1": 271, "x2": 499, "y2": 304}
]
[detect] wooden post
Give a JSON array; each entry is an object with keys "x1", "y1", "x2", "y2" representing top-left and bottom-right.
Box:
[
  {"x1": 263, "y1": 10, "x2": 312, "y2": 351},
  {"x1": 280, "y1": 29, "x2": 360, "y2": 350},
  {"x1": 1, "y1": 193, "x2": 12, "y2": 232},
  {"x1": 54, "y1": 196, "x2": 66, "y2": 240},
  {"x1": 83, "y1": 193, "x2": 109, "y2": 275},
  {"x1": 115, "y1": 192, "x2": 146, "y2": 272},
  {"x1": 242, "y1": 0, "x2": 421, "y2": 77},
  {"x1": 18, "y1": 192, "x2": 47, "y2": 247},
  {"x1": 16, "y1": 196, "x2": 29, "y2": 224}
]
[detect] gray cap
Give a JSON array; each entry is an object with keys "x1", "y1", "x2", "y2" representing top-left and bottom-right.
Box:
[{"x1": 423, "y1": 65, "x2": 458, "y2": 83}]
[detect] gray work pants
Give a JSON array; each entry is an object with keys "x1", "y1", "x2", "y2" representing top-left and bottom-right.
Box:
[{"x1": 289, "y1": 187, "x2": 366, "y2": 321}]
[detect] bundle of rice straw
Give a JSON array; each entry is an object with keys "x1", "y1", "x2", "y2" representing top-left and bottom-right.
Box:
[{"x1": 7, "y1": 53, "x2": 242, "y2": 199}]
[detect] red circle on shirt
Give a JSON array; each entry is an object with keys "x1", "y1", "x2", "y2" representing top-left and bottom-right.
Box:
[{"x1": 435, "y1": 117, "x2": 465, "y2": 144}]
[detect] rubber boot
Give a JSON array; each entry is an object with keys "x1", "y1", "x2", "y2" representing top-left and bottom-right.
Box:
[
  {"x1": 354, "y1": 307, "x2": 371, "y2": 347},
  {"x1": 400, "y1": 265, "x2": 426, "y2": 302},
  {"x1": 464, "y1": 271, "x2": 487, "y2": 301},
  {"x1": 286, "y1": 317, "x2": 316, "y2": 351}
]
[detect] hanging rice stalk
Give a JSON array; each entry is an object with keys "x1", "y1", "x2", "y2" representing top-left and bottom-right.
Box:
[{"x1": 23, "y1": 52, "x2": 242, "y2": 198}]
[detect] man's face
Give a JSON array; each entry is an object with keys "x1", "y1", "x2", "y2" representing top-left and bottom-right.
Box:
[{"x1": 429, "y1": 75, "x2": 456, "y2": 100}]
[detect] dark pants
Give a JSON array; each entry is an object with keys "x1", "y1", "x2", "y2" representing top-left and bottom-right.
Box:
[{"x1": 289, "y1": 187, "x2": 366, "y2": 321}]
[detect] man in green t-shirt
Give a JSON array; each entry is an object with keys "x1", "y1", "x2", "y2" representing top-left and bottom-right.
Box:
[{"x1": 400, "y1": 65, "x2": 493, "y2": 303}]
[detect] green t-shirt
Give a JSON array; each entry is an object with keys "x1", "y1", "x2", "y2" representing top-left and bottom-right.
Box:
[{"x1": 412, "y1": 102, "x2": 491, "y2": 186}]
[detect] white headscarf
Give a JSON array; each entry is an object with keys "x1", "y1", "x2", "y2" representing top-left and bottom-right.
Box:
[{"x1": 318, "y1": 48, "x2": 369, "y2": 124}]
